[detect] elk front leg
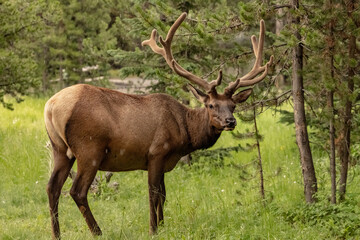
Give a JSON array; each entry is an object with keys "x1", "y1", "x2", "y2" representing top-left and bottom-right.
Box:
[
  {"x1": 157, "y1": 173, "x2": 166, "y2": 226},
  {"x1": 148, "y1": 161, "x2": 164, "y2": 235}
]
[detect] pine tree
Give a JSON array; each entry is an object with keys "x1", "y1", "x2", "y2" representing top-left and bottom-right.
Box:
[
  {"x1": 282, "y1": 0, "x2": 359, "y2": 202},
  {"x1": 0, "y1": 0, "x2": 55, "y2": 109},
  {"x1": 43, "y1": 0, "x2": 117, "y2": 88}
]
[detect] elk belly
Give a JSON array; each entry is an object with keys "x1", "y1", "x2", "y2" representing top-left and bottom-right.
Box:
[
  {"x1": 163, "y1": 154, "x2": 183, "y2": 172},
  {"x1": 99, "y1": 147, "x2": 148, "y2": 171}
]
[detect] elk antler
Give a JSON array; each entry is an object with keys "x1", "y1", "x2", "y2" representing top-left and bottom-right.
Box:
[
  {"x1": 142, "y1": 13, "x2": 222, "y2": 93},
  {"x1": 225, "y1": 20, "x2": 274, "y2": 96}
]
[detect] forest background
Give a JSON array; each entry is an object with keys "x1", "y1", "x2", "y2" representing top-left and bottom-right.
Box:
[{"x1": 1, "y1": 0, "x2": 360, "y2": 239}]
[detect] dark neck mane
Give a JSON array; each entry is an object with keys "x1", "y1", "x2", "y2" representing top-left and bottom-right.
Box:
[{"x1": 185, "y1": 108, "x2": 221, "y2": 152}]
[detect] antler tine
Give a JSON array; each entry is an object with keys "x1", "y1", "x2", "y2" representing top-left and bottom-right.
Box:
[
  {"x1": 251, "y1": 35, "x2": 258, "y2": 57},
  {"x1": 224, "y1": 79, "x2": 240, "y2": 96},
  {"x1": 240, "y1": 20, "x2": 267, "y2": 81},
  {"x1": 237, "y1": 55, "x2": 274, "y2": 87},
  {"x1": 141, "y1": 29, "x2": 165, "y2": 57},
  {"x1": 225, "y1": 19, "x2": 274, "y2": 93},
  {"x1": 214, "y1": 70, "x2": 222, "y2": 86},
  {"x1": 158, "y1": 12, "x2": 187, "y2": 68},
  {"x1": 209, "y1": 70, "x2": 223, "y2": 93},
  {"x1": 143, "y1": 13, "x2": 221, "y2": 93}
]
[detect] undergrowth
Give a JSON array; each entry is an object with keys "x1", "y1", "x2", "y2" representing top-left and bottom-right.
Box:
[{"x1": 280, "y1": 198, "x2": 360, "y2": 239}]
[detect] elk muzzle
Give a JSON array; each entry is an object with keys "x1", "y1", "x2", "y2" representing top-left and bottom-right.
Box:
[{"x1": 224, "y1": 117, "x2": 237, "y2": 130}]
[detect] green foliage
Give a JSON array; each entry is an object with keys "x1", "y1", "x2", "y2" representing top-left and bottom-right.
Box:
[
  {"x1": 59, "y1": 0, "x2": 115, "y2": 85},
  {"x1": 191, "y1": 145, "x2": 249, "y2": 170},
  {"x1": 281, "y1": 199, "x2": 360, "y2": 238},
  {"x1": 276, "y1": 109, "x2": 295, "y2": 125},
  {"x1": 290, "y1": 0, "x2": 359, "y2": 179},
  {"x1": 0, "y1": 0, "x2": 121, "y2": 108},
  {"x1": 0, "y1": 0, "x2": 51, "y2": 109}
]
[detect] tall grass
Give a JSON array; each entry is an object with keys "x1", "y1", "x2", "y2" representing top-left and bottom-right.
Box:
[{"x1": 1, "y1": 97, "x2": 360, "y2": 239}]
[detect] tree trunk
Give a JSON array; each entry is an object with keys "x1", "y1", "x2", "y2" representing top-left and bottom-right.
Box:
[
  {"x1": 326, "y1": 0, "x2": 336, "y2": 204},
  {"x1": 253, "y1": 108, "x2": 265, "y2": 201},
  {"x1": 328, "y1": 87, "x2": 336, "y2": 204},
  {"x1": 328, "y1": 91, "x2": 336, "y2": 204},
  {"x1": 339, "y1": 0, "x2": 355, "y2": 201},
  {"x1": 275, "y1": 7, "x2": 286, "y2": 88},
  {"x1": 42, "y1": 47, "x2": 49, "y2": 93},
  {"x1": 291, "y1": 0, "x2": 317, "y2": 203},
  {"x1": 79, "y1": 37, "x2": 84, "y2": 84},
  {"x1": 59, "y1": 60, "x2": 64, "y2": 90}
]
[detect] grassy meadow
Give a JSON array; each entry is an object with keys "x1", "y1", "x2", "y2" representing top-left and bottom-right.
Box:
[{"x1": 1, "y1": 97, "x2": 360, "y2": 239}]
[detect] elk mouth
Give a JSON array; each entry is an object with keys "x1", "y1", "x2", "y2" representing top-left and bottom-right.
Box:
[
  {"x1": 216, "y1": 124, "x2": 236, "y2": 131},
  {"x1": 224, "y1": 126, "x2": 235, "y2": 131}
]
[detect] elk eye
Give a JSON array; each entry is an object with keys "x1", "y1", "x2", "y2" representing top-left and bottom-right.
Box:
[{"x1": 208, "y1": 104, "x2": 214, "y2": 109}]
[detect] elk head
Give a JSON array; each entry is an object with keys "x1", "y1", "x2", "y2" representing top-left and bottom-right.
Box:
[{"x1": 142, "y1": 13, "x2": 274, "y2": 132}]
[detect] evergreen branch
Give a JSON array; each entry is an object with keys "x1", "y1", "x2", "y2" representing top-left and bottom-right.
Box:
[
  {"x1": 176, "y1": 22, "x2": 245, "y2": 37},
  {"x1": 231, "y1": 160, "x2": 257, "y2": 169},
  {"x1": 3, "y1": 21, "x2": 42, "y2": 38},
  {"x1": 186, "y1": 17, "x2": 210, "y2": 23},
  {"x1": 202, "y1": 44, "x2": 288, "y2": 80},
  {"x1": 244, "y1": 45, "x2": 291, "y2": 112},
  {"x1": 231, "y1": 131, "x2": 255, "y2": 139},
  {"x1": 303, "y1": 90, "x2": 318, "y2": 117},
  {"x1": 0, "y1": 83, "x2": 14, "y2": 87},
  {"x1": 308, "y1": 140, "x2": 329, "y2": 155},
  {"x1": 239, "y1": 90, "x2": 292, "y2": 112},
  {"x1": 272, "y1": 4, "x2": 292, "y2": 9},
  {"x1": 201, "y1": 51, "x2": 253, "y2": 79}
]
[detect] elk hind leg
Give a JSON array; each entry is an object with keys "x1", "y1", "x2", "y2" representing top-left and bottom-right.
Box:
[
  {"x1": 47, "y1": 148, "x2": 75, "y2": 239},
  {"x1": 70, "y1": 156, "x2": 102, "y2": 236}
]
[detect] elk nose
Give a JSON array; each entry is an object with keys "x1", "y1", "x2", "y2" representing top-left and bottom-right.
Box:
[{"x1": 225, "y1": 118, "x2": 237, "y2": 127}]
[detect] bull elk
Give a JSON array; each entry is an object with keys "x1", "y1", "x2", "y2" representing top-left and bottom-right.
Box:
[{"x1": 44, "y1": 12, "x2": 273, "y2": 239}]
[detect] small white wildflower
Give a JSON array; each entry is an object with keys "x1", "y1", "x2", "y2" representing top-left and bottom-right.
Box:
[
  {"x1": 221, "y1": 189, "x2": 225, "y2": 192},
  {"x1": 283, "y1": 175, "x2": 286, "y2": 178},
  {"x1": 35, "y1": 181, "x2": 39, "y2": 184}
]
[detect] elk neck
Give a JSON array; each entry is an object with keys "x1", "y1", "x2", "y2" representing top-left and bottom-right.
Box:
[{"x1": 185, "y1": 107, "x2": 222, "y2": 151}]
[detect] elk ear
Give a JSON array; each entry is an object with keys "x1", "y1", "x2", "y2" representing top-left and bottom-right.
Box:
[
  {"x1": 188, "y1": 84, "x2": 208, "y2": 103},
  {"x1": 232, "y1": 88, "x2": 252, "y2": 103}
]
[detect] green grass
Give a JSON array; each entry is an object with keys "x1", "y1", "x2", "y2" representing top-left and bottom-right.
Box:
[{"x1": 1, "y1": 97, "x2": 360, "y2": 239}]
